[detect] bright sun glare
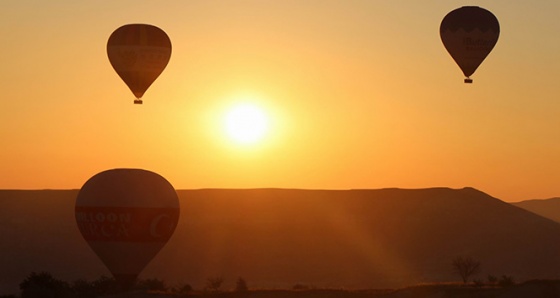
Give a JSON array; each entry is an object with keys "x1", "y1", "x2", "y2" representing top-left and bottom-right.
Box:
[{"x1": 224, "y1": 103, "x2": 269, "y2": 144}]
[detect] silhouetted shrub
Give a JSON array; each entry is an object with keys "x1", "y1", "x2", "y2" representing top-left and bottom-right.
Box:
[
  {"x1": 91, "y1": 276, "x2": 119, "y2": 296},
  {"x1": 472, "y1": 279, "x2": 484, "y2": 287},
  {"x1": 19, "y1": 271, "x2": 70, "y2": 298},
  {"x1": 175, "y1": 283, "x2": 193, "y2": 294},
  {"x1": 498, "y1": 275, "x2": 514, "y2": 287},
  {"x1": 487, "y1": 275, "x2": 498, "y2": 284},
  {"x1": 136, "y1": 278, "x2": 167, "y2": 291},
  {"x1": 235, "y1": 277, "x2": 248, "y2": 292},
  {"x1": 70, "y1": 279, "x2": 96, "y2": 298}
]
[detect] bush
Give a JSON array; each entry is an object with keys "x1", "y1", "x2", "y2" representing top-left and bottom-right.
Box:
[
  {"x1": 136, "y1": 278, "x2": 167, "y2": 291},
  {"x1": 498, "y1": 275, "x2": 515, "y2": 287},
  {"x1": 91, "y1": 276, "x2": 119, "y2": 296},
  {"x1": 472, "y1": 279, "x2": 484, "y2": 287},
  {"x1": 19, "y1": 272, "x2": 70, "y2": 298},
  {"x1": 175, "y1": 283, "x2": 193, "y2": 294},
  {"x1": 70, "y1": 279, "x2": 96, "y2": 298}
]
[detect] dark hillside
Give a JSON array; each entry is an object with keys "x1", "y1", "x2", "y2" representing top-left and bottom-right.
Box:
[
  {"x1": 159, "y1": 188, "x2": 560, "y2": 288},
  {"x1": 1, "y1": 188, "x2": 560, "y2": 295},
  {"x1": 514, "y1": 198, "x2": 560, "y2": 223}
]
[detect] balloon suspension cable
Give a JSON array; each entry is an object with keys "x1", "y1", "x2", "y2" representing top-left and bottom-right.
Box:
[
  {"x1": 134, "y1": 99, "x2": 143, "y2": 104},
  {"x1": 464, "y1": 77, "x2": 473, "y2": 84}
]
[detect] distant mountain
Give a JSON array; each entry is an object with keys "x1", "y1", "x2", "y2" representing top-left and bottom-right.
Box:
[
  {"x1": 514, "y1": 198, "x2": 560, "y2": 223},
  {"x1": 2, "y1": 188, "x2": 560, "y2": 296}
]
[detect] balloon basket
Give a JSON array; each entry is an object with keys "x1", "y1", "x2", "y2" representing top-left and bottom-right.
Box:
[
  {"x1": 134, "y1": 99, "x2": 143, "y2": 104},
  {"x1": 464, "y1": 78, "x2": 473, "y2": 84}
]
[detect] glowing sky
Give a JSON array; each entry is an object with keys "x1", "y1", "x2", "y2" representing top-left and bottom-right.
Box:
[{"x1": 1, "y1": 1, "x2": 559, "y2": 201}]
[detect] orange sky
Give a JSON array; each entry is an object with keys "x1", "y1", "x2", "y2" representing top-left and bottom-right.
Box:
[{"x1": 1, "y1": 1, "x2": 559, "y2": 202}]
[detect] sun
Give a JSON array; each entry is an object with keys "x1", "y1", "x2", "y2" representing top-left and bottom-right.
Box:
[{"x1": 224, "y1": 103, "x2": 269, "y2": 144}]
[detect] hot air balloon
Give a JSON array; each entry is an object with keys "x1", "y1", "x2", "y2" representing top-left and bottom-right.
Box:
[
  {"x1": 107, "y1": 24, "x2": 172, "y2": 104},
  {"x1": 75, "y1": 169, "x2": 180, "y2": 290},
  {"x1": 440, "y1": 6, "x2": 500, "y2": 83}
]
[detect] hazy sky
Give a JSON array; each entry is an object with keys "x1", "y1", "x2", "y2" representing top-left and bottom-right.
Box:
[{"x1": 1, "y1": 1, "x2": 559, "y2": 202}]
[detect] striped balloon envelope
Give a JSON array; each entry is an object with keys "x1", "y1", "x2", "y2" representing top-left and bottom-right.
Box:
[
  {"x1": 75, "y1": 168, "x2": 180, "y2": 290},
  {"x1": 107, "y1": 24, "x2": 172, "y2": 104},
  {"x1": 440, "y1": 6, "x2": 500, "y2": 83}
]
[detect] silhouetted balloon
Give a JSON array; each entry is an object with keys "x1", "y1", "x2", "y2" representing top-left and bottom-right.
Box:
[
  {"x1": 440, "y1": 6, "x2": 499, "y2": 83},
  {"x1": 107, "y1": 24, "x2": 172, "y2": 104},
  {"x1": 75, "y1": 169, "x2": 179, "y2": 290}
]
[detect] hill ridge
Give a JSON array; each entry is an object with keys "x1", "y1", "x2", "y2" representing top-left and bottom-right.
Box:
[{"x1": 2, "y1": 188, "x2": 560, "y2": 295}]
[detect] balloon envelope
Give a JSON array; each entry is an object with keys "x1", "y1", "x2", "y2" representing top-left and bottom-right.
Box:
[
  {"x1": 440, "y1": 6, "x2": 499, "y2": 82},
  {"x1": 75, "y1": 169, "x2": 179, "y2": 289},
  {"x1": 107, "y1": 24, "x2": 172, "y2": 103}
]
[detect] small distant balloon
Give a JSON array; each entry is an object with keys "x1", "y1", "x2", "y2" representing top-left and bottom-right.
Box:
[
  {"x1": 107, "y1": 24, "x2": 172, "y2": 104},
  {"x1": 440, "y1": 6, "x2": 500, "y2": 83},
  {"x1": 75, "y1": 168, "x2": 180, "y2": 290}
]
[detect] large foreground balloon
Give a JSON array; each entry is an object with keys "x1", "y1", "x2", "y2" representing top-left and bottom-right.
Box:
[
  {"x1": 107, "y1": 24, "x2": 172, "y2": 104},
  {"x1": 75, "y1": 169, "x2": 180, "y2": 289},
  {"x1": 440, "y1": 6, "x2": 500, "y2": 83}
]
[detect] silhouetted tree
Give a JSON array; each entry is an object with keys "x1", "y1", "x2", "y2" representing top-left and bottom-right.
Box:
[
  {"x1": 19, "y1": 271, "x2": 70, "y2": 298},
  {"x1": 235, "y1": 277, "x2": 248, "y2": 292},
  {"x1": 452, "y1": 256, "x2": 481, "y2": 284},
  {"x1": 205, "y1": 276, "x2": 224, "y2": 291}
]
